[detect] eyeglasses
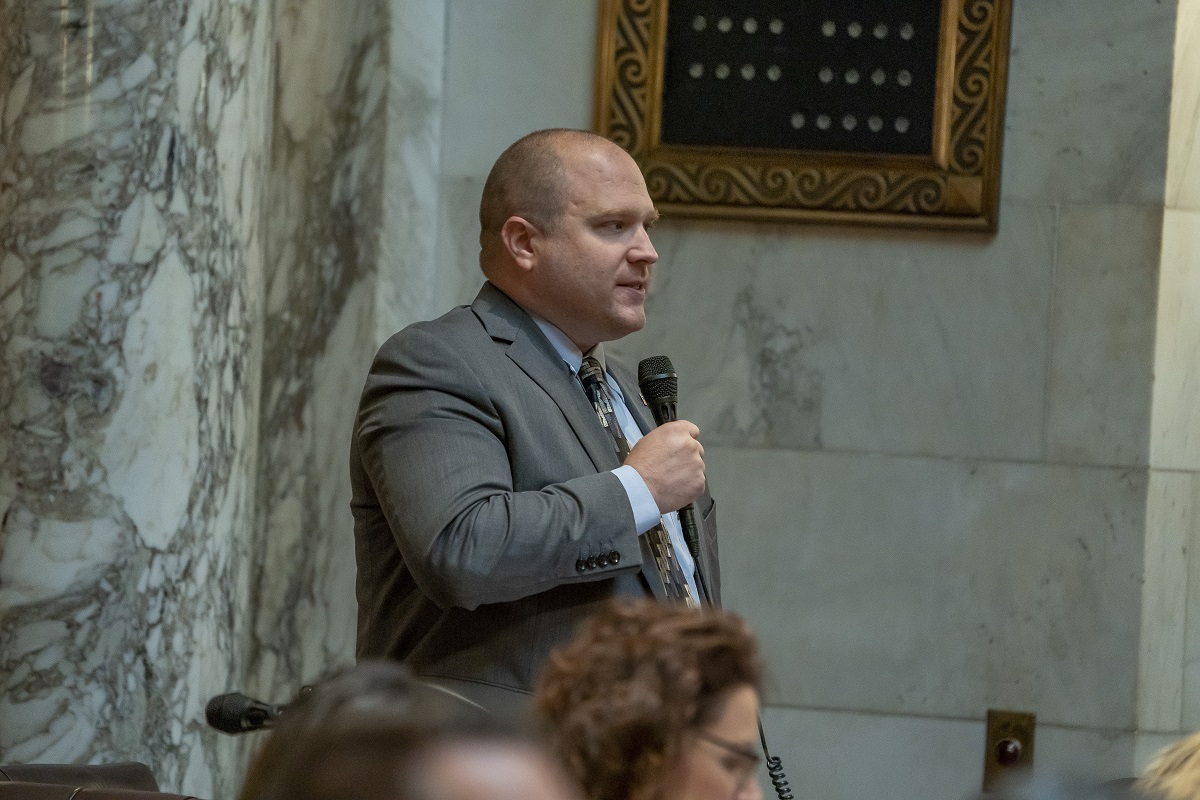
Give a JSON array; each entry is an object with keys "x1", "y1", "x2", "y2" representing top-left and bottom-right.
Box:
[{"x1": 694, "y1": 730, "x2": 763, "y2": 790}]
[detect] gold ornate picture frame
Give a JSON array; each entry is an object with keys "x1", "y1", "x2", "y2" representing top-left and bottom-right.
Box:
[{"x1": 594, "y1": 0, "x2": 1012, "y2": 231}]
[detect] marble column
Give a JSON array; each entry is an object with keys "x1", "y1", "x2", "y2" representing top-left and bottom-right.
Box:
[
  {"x1": 247, "y1": 0, "x2": 388, "y2": 700},
  {"x1": 0, "y1": 1, "x2": 273, "y2": 796}
]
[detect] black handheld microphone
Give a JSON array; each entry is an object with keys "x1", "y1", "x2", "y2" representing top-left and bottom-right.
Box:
[
  {"x1": 205, "y1": 692, "x2": 285, "y2": 734},
  {"x1": 637, "y1": 356, "x2": 703, "y2": 567}
]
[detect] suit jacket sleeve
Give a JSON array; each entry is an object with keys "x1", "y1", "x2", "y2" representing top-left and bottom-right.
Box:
[{"x1": 355, "y1": 323, "x2": 644, "y2": 610}]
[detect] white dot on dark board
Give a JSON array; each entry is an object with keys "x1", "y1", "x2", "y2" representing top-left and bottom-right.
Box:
[
  {"x1": 868, "y1": 115, "x2": 883, "y2": 132},
  {"x1": 715, "y1": 63, "x2": 730, "y2": 79},
  {"x1": 900, "y1": 23, "x2": 914, "y2": 40},
  {"x1": 842, "y1": 115, "x2": 857, "y2": 131},
  {"x1": 741, "y1": 64, "x2": 755, "y2": 80},
  {"x1": 718, "y1": 16, "x2": 733, "y2": 32},
  {"x1": 689, "y1": 62, "x2": 704, "y2": 79},
  {"x1": 847, "y1": 21, "x2": 862, "y2": 38},
  {"x1": 874, "y1": 23, "x2": 888, "y2": 39},
  {"x1": 818, "y1": 66, "x2": 833, "y2": 83},
  {"x1": 692, "y1": 15, "x2": 707, "y2": 32},
  {"x1": 767, "y1": 65, "x2": 782, "y2": 81},
  {"x1": 744, "y1": 18, "x2": 758, "y2": 34},
  {"x1": 845, "y1": 68, "x2": 859, "y2": 84},
  {"x1": 895, "y1": 117, "x2": 910, "y2": 133},
  {"x1": 821, "y1": 20, "x2": 836, "y2": 37},
  {"x1": 769, "y1": 18, "x2": 784, "y2": 34},
  {"x1": 817, "y1": 114, "x2": 831, "y2": 130},
  {"x1": 871, "y1": 68, "x2": 886, "y2": 85},
  {"x1": 791, "y1": 112, "x2": 805, "y2": 129},
  {"x1": 897, "y1": 69, "x2": 912, "y2": 87}
]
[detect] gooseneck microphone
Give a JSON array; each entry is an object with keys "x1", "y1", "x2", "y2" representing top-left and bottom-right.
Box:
[
  {"x1": 205, "y1": 692, "x2": 285, "y2": 734},
  {"x1": 637, "y1": 355, "x2": 704, "y2": 568}
]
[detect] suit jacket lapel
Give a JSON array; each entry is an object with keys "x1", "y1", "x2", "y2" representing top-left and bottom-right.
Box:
[
  {"x1": 472, "y1": 284, "x2": 619, "y2": 473},
  {"x1": 472, "y1": 285, "x2": 667, "y2": 602}
]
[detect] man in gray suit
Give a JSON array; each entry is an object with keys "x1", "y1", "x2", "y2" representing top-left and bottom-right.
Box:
[{"x1": 350, "y1": 129, "x2": 718, "y2": 714}]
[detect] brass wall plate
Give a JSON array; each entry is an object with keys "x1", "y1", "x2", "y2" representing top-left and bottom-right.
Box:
[
  {"x1": 593, "y1": 0, "x2": 1013, "y2": 232},
  {"x1": 982, "y1": 709, "x2": 1036, "y2": 792}
]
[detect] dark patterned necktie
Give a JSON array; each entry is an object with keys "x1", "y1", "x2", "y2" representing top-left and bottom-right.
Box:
[{"x1": 578, "y1": 356, "x2": 696, "y2": 606}]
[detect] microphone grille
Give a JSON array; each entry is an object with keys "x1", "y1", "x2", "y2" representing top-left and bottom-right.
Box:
[
  {"x1": 637, "y1": 355, "x2": 678, "y2": 402},
  {"x1": 206, "y1": 693, "x2": 248, "y2": 733}
]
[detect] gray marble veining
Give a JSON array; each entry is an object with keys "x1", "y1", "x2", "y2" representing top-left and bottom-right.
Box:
[
  {"x1": 2, "y1": 1, "x2": 274, "y2": 795},
  {"x1": 249, "y1": 0, "x2": 387, "y2": 702}
]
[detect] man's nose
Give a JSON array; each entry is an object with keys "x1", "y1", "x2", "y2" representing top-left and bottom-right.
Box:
[{"x1": 630, "y1": 225, "x2": 658, "y2": 264}]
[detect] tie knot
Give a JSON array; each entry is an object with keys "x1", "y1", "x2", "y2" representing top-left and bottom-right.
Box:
[{"x1": 578, "y1": 356, "x2": 606, "y2": 388}]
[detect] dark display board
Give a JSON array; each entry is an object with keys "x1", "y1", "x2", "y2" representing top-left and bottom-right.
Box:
[{"x1": 661, "y1": 1, "x2": 942, "y2": 155}]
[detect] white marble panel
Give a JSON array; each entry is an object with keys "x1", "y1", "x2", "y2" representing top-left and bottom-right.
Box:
[
  {"x1": 378, "y1": 0, "x2": 448, "y2": 343},
  {"x1": 441, "y1": 0, "x2": 596, "y2": 178},
  {"x1": 759, "y1": 706, "x2": 1136, "y2": 800},
  {"x1": 437, "y1": 174, "x2": 491, "y2": 307},
  {"x1": 1137, "y1": 470, "x2": 1192, "y2": 733},
  {"x1": 1001, "y1": 1, "x2": 1175, "y2": 205},
  {"x1": 611, "y1": 203, "x2": 1056, "y2": 462},
  {"x1": 708, "y1": 446, "x2": 1145, "y2": 728},
  {"x1": 1176, "y1": 471, "x2": 1200, "y2": 730},
  {"x1": 1034, "y1": 725, "x2": 1138, "y2": 784},
  {"x1": 252, "y1": 0, "x2": 388, "y2": 705},
  {"x1": 1166, "y1": 0, "x2": 1200, "y2": 212},
  {"x1": 1149, "y1": 210, "x2": 1200, "y2": 471},
  {"x1": 0, "y1": 0, "x2": 275, "y2": 795},
  {"x1": 758, "y1": 706, "x2": 984, "y2": 800},
  {"x1": 1045, "y1": 205, "x2": 1160, "y2": 467}
]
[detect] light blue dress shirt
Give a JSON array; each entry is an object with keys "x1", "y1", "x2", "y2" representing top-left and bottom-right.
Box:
[{"x1": 530, "y1": 316, "x2": 700, "y2": 600}]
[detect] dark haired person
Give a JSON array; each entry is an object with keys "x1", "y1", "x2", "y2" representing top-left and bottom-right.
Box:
[
  {"x1": 237, "y1": 661, "x2": 579, "y2": 800},
  {"x1": 351, "y1": 129, "x2": 718, "y2": 715},
  {"x1": 535, "y1": 599, "x2": 764, "y2": 800}
]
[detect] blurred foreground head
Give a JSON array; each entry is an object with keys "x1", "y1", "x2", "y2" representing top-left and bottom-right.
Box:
[
  {"x1": 238, "y1": 660, "x2": 581, "y2": 800},
  {"x1": 1138, "y1": 730, "x2": 1200, "y2": 800},
  {"x1": 535, "y1": 599, "x2": 765, "y2": 800}
]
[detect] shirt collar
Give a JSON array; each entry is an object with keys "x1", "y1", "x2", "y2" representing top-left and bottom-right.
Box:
[{"x1": 529, "y1": 314, "x2": 606, "y2": 376}]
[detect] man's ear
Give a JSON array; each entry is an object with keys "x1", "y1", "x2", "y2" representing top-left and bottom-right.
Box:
[{"x1": 500, "y1": 216, "x2": 539, "y2": 273}]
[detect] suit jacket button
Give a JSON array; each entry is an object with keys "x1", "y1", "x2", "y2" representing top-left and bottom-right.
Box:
[
  {"x1": 576, "y1": 559, "x2": 587, "y2": 573},
  {"x1": 586, "y1": 556, "x2": 599, "y2": 570},
  {"x1": 609, "y1": 551, "x2": 620, "y2": 564}
]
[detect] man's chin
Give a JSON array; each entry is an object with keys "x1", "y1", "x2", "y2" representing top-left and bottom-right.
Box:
[{"x1": 613, "y1": 314, "x2": 647, "y2": 339}]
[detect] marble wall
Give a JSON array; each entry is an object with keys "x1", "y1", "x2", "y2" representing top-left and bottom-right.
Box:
[
  {"x1": 1, "y1": 1, "x2": 1194, "y2": 799},
  {"x1": 432, "y1": 1, "x2": 1192, "y2": 799},
  {"x1": 1140, "y1": 0, "x2": 1200, "y2": 757},
  {"x1": 0, "y1": 1, "x2": 273, "y2": 794},
  {"x1": 246, "y1": 0, "x2": 387, "y2": 710},
  {"x1": 0, "y1": 0, "x2": 389, "y2": 795}
]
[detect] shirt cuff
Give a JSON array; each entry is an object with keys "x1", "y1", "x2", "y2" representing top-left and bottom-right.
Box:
[{"x1": 613, "y1": 465, "x2": 663, "y2": 534}]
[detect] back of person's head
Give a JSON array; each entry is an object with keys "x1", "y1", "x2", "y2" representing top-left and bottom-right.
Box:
[
  {"x1": 238, "y1": 660, "x2": 579, "y2": 800},
  {"x1": 534, "y1": 599, "x2": 763, "y2": 800},
  {"x1": 1138, "y1": 730, "x2": 1200, "y2": 800}
]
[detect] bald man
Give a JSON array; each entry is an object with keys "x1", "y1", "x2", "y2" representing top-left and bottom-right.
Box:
[{"x1": 350, "y1": 129, "x2": 719, "y2": 715}]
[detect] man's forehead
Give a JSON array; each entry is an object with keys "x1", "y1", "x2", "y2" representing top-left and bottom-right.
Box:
[{"x1": 561, "y1": 152, "x2": 653, "y2": 210}]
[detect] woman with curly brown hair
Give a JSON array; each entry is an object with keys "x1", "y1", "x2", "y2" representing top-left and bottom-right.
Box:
[{"x1": 534, "y1": 598, "x2": 765, "y2": 800}]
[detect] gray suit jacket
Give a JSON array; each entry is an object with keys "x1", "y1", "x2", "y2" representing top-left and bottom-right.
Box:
[{"x1": 351, "y1": 283, "x2": 719, "y2": 707}]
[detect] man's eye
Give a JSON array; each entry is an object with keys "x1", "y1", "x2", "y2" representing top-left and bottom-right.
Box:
[{"x1": 604, "y1": 221, "x2": 626, "y2": 231}]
